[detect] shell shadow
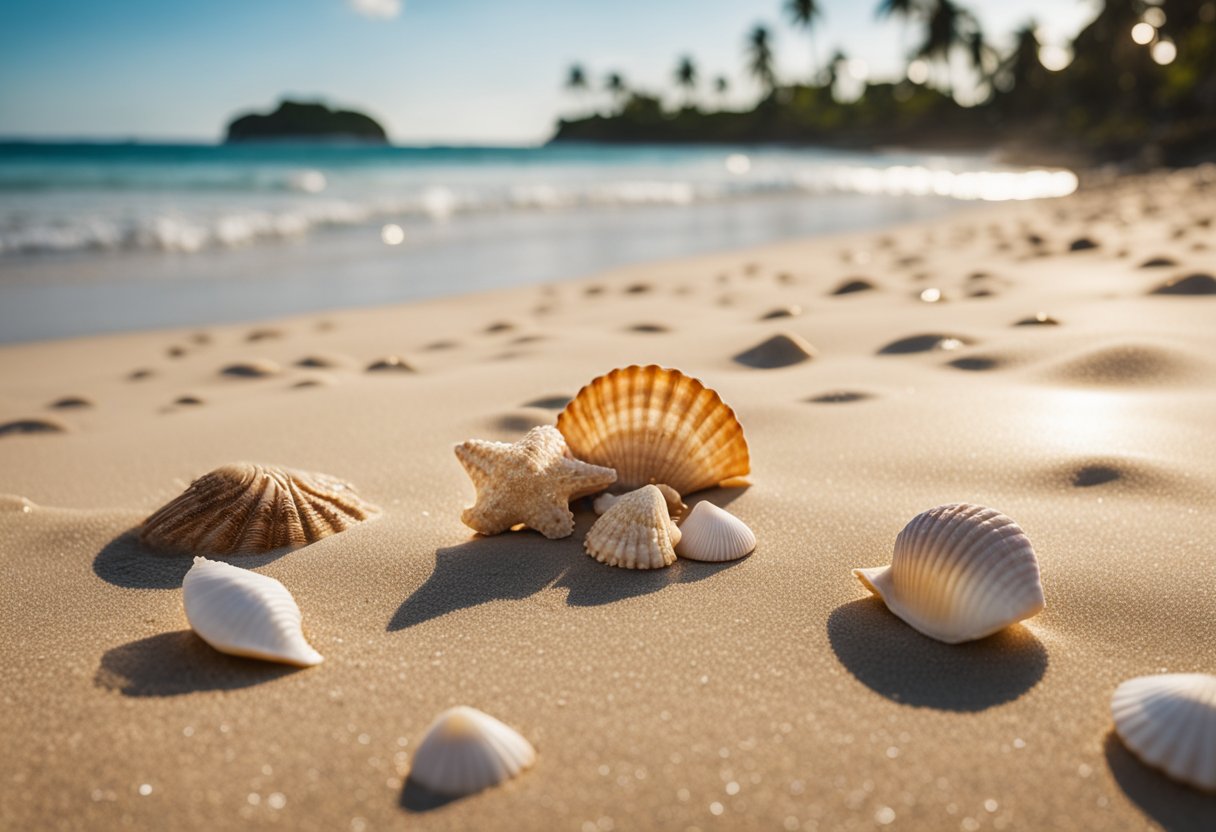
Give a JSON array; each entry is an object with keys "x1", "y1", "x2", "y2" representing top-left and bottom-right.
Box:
[
  {"x1": 826, "y1": 597, "x2": 1047, "y2": 711},
  {"x1": 399, "y1": 779, "x2": 461, "y2": 813},
  {"x1": 1104, "y1": 732, "x2": 1216, "y2": 831},
  {"x1": 92, "y1": 529, "x2": 291, "y2": 590},
  {"x1": 388, "y1": 511, "x2": 742, "y2": 631},
  {"x1": 94, "y1": 631, "x2": 300, "y2": 696}
]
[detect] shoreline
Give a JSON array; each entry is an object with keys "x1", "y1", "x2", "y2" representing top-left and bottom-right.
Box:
[{"x1": 2, "y1": 168, "x2": 1215, "y2": 831}]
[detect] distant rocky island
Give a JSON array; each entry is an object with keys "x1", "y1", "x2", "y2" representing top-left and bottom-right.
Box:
[{"x1": 224, "y1": 100, "x2": 388, "y2": 144}]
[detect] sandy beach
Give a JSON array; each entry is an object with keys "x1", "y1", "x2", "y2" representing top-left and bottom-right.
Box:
[{"x1": 2, "y1": 167, "x2": 1215, "y2": 831}]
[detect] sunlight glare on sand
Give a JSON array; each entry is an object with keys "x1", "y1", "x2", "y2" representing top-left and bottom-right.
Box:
[{"x1": 1033, "y1": 390, "x2": 1131, "y2": 453}]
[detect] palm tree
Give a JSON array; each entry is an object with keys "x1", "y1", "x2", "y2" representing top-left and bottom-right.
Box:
[
  {"x1": 565, "y1": 64, "x2": 587, "y2": 94},
  {"x1": 825, "y1": 48, "x2": 849, "y2": 92},
  {"x1": 993, "y1": 22, "x2": 1047, "y2": 109},
  {"x1": 604, "y1": 72, "x2": 627, "y2": 110},
  {"x1": 875, "y1": 0, "x2": 922, "y2": 72},
  {"x1": 746, "y1": 25, "x2": 777, "y2": 98},
  {"x1": 785, "y1": 0, "x2": 824, "y2": 84},
  {"x1": 714, "y1": 75, "x2": 730, "y2": 108},
  {"x1": 674, "y1": 55, "x2": 698, "y2": 108},
  {"x1": 914, "y1": 0, "x2": 980, "y2": 99}
]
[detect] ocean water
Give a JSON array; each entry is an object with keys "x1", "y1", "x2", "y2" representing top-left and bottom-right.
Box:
[{"x1": 0, "y1": 143, "x2": 1076, "y2": 342}]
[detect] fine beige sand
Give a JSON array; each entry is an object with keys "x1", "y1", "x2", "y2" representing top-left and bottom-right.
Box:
[{"x1": 2, "y1": 167, "x2": 1215, "y2": 831}]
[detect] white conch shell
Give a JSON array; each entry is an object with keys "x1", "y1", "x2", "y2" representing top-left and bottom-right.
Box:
[
  {"x1": 1112, "y1": 673, "x2": 1216, "y2": 792},
  {"x1": 675, "y1": 501, "x2": 755, "y2": 562},
  {"x1": 584, "y1": 485, "x2": 681, "y2": 569},
  {"x1": 410, "y1": 706, "x2": 536, "y2": 796},
  {"x1": 593, "y1": 483, "x2": 686, "y2": 519},
  {"x1": 853, "y1": 503, "x2": 1045, "y2": 644},
  {"x1": 557, "y1": 365, "x2": 749, "y2": 495},
  {"x1": 182, "y1": 557, "x2": 323, "y2": 667}
]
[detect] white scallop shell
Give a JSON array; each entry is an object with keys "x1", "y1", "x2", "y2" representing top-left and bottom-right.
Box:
[
  {"x1": 182, "y1": 557, "x2": 323, "y2": 666},
  {"x1": 584, "y1": 485, "x2": 681, "y2": 569},
  {"x1": 410, "y1": 706, "x2": 536, "y2": 796},
  {"x1": 853, "y1": 503, "x2": 1045, "y2": 644},
  {"x1": 675, "y1": 501, "x2": 755, "y2": 562},
  {"x1": 1111, "y1": 673, "x2": 1216, "y2": 792}
]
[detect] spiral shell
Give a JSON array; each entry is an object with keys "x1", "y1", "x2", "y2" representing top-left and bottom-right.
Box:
[
  {"x1": 557, "y1": 365, "x2": 749, "y2": 495},
  {"x1": 1112, "y1": 673, "x2": 1216, "y2": 792},
  {"x1": 410, "y1": 706, "x2": 536, "y2": 797},
  {"x1": 584, "y1": 485, "x2": 681, "y2": 570},
  {"x1": 675, "y1": 501, "x2": 755, "y2": 562},
  {"x1": 182, "y1": 557, "x2": 322, "y2": 666},
  {"x1": 853, "y1": 503, "x2": 1045, "y2": 644},
  {"x1": 141, "y1": 462, "x2": 380, "y2": 555}
]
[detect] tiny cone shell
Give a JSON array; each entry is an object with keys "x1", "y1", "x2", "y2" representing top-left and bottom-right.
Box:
[
  {"x1": 409, "y1": 706, "x2": 536, "y2": 797},
  {"x1": 853, "y1": 503, "x2": 1045, "y2": 644},
  {"x1": 675, "y1": 501, "x2": 755, "y2": 562},
  {"x1": 1112, "y1": 673, "x2": 1216, "y2": 792},
  {"x1": 141, "y1": 463, "x2": 379, "y2": 555},
  {"x1": 182, "y1": 557, "x2": 323, "y2": 667},
  {"x1": 557, "y1": 365, "x2": 749, "y2": 495},
  {"x1": 584, "y1": 485, "x2": 680, "y2": 569}
]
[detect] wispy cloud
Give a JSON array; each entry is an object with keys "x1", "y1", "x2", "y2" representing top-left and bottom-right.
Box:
[{"x1": 348, "y1": 0, "x2": 401, "y2": 20}]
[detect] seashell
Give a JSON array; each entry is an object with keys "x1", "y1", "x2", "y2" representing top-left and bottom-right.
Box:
[
  {"x1": 557, "y1": 365, "x2": 749, "y2": 496},
  {"x1": 584, "y1": 485, "x2": 680, "y2": 570},
  {"x1": 410, "y1": 706, "x2": 536, "y2": 796},
  {"x1": 852, "y1": 503, "x2": 1045, "y2": 644},
  {"x1": 141, "y1": 462, "x2": 380, "y2": 555},
  {"x1": 182, "y1": 556, "x2": 323, "y2": 666},
  {"x1": 675, "y1": 501, "x2": 755, "y2": 562},
  {"x1": 1111, "y1": 673, "x2": 1216, "y2": 792},
  {"x1": 593, "y1": 483, "x2": 686, "y2": 519}
]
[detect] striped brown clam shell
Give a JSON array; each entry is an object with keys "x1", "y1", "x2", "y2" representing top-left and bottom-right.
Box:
[{"x1": 140, "y1": 462, "x2": 379, "y2": 555}]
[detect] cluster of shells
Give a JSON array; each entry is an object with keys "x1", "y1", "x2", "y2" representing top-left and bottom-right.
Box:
[
  {"x1": 128, "y1": 364, "x2": 1216, "y2": 799},
  {"x1": 454, "y1": 365, "x2": 759, "y2": 568}
]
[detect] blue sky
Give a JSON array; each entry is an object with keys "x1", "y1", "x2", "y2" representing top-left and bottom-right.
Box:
[{"x1": 0, "y1": 0, "x2": 1098, "y2": 144}]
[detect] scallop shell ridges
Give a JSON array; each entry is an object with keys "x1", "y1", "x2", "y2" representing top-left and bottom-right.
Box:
[
  {"x1": 141, "y1": 462, "x2": 379, "y2": 555},
  {"x1": 182, "y1": 557, "x2": 323, "y2": 666},
  {"x1": 410, "y1": 706, "x2": 536, "y2": 796},
  {"x1": 557, "y1": 365, "x2": 749, "y2": 495},
  {"x1": 675, "y1": 501, "x2": 755, "y2": 562},
  {"x1": 585, "y1": 485, "x2": 681, "y2": 570},
  {"x1": 853, "y1": 503, "x2": 1045, "y2": 644},
  {"x1": 1112, "y1": 673, "x2": 1216, "y2": 792}
]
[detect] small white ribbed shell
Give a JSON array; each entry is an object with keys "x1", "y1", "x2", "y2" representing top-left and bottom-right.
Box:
[
  {"x1": 410, "y1": 706, "x2": 536, "y2": 796},
  {"x1": 584, "y1": 485, "x2": 681, "y2": 569},
  {"x1": 853, "y1": 503, "x2": 1045, "y2": 644},
  {"x1": 1112, "y1": 673, "x2": 1216, "y2": 792},
  {"x1": 675, "y1": 501, "x2": 755, "y2": 562},
  {"x1": 182, "y1": 557, "x2": 323, "y2": 666}
]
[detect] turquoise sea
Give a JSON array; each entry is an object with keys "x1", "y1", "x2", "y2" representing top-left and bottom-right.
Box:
[{"x1": 0, "y1": 142, "x2": 1076, "y2": 342}]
